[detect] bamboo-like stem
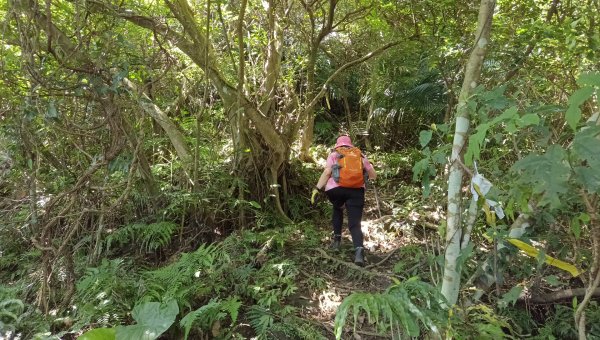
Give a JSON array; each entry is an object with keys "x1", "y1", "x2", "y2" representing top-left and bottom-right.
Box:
[{"x1": 441, "y1": 0, "x2": 496, "y2": 306}]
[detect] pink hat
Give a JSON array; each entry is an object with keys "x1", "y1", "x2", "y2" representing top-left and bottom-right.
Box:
[{"x1": 335, "y1": 135, "x2": 353, "y2": 148}]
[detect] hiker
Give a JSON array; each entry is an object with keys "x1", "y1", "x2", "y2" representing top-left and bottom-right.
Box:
[{"x1": 312, "y1": 135, "x2": 377, "y2": 266}]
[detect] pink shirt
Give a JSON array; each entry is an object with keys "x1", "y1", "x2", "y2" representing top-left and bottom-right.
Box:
[{"x1": 324, "y1": 151, "x2": 374, "y2": 191}]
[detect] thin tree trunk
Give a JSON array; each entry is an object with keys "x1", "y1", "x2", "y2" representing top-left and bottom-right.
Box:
[
  {"x1": 235, "y1": 0, "x2": 248, "y2": 227},
  {"x1": 441, "y1": 0, "x2": 496, "y2": 306}
]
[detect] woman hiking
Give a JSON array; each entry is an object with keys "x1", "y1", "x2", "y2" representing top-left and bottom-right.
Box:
[{"x1": 312, "y1": 135, "x2": 377, "y2": 266}]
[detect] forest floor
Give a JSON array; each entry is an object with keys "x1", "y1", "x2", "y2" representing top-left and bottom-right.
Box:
[{"x1": 281, "y1": 185, "x2": 441, "y2": 339}]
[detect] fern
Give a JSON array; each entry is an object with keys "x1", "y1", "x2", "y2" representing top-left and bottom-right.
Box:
[
  {"x1": 0, "y1": 298, "x2": 25, "y2": 333},
  {"x1": 74, "y1": 258, "x2": 137, "y2": 327},
  {"x1": 141, "y1": 244, "x2": 229, "y2": 306},
  {"x1": 247, "y1": 305, "x2": 274, "y2": 339},
  {"x1": 179, "y1": 297, "x2": 241, "y2": 340},
  {"x1": 448, "y1": 304, "x2": 515, "y2": 339},
  {"x1": 105, "y1": 221, "x2": 177, "y2": 253},
  {"x1": 140, "y1": 221, "x2": 177, "y2": 252},
  {"x1": 334, "y1": 277, "x2": 447, "y2": 339}
]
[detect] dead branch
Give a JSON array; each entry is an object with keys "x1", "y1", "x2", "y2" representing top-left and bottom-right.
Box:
[{"x1": 521, "y1": 288, "x2": 600, "y2": 304}]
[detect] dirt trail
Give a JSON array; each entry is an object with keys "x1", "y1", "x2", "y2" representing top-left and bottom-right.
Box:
[{"x1": 289, "y1": 186, "x2": 425, "y2": 338}]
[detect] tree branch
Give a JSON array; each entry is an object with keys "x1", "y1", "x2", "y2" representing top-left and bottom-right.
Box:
[{"x1": 306, "y1": 40, "x2": 401, "y2": 111}]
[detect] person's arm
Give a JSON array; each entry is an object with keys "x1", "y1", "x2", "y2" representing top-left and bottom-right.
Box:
[
  {"x1": 364, "y1": 157, "x2": 377, "y2": 181},
  {"x1": 367, "y1": 167, "x2": 377, "y2": 181},
  {"x1": 316, "y1": 167, "x2": 332, "y2": 190}
]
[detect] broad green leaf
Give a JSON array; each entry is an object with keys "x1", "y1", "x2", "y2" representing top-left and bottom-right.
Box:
[
  {"x1": 505, "y1": 120, "x2": 518, "y2": 133},
  {"x1": 566, "y1": 87, "x2": 595, "y2": 130},
  {"x1": 464, "y1": 123, "x2": 489, "y2": 165},
  {"x1": 511, "y1": 145, "x2": 570, "y2": 207},
  {"x1": 431, "y1": 149, "x2": 447, "y2": 164},
  {"x1": 419, "y1": 130, "x2": 433, "y2": 148},
  {"x1": 411, "y1": 158, "x2": 430, "y2": 181},
  {"x1": 78, "y1": 328, "x2": 116, "y2": 340},
  {"x1": 436, "y1": 123, "x2": 449, "y2": 133},
  {"x1": 481, "y1": 85, "x2": 510, "y2": 110},
  {"x1": 491, "y1": 106, "x2": 518, "y2": 125},
  {"x1": 565, "y1": 106, "x2": 582, "y2": 130},
  {"x1": 499, "y1": 285, "x2": 523, "y2": 308},
  {"x1": 574, "y1": 167, "x2": 600, "y2": 193},
  {"x1": 115, "y1": 300, "x2": 178, "y2": 340},
  {"x1": 544, "y1": 275, "x2": 563, "y2": 287},
  {"x1": 577, "y1": 73, "x2": 600, "y2": 87},
  {"x1": 517, "y1": 113, "x2": 540, "y2": 127},
  {"x1": 572, "y1": 128, "x2": 600, "y2": 167}
]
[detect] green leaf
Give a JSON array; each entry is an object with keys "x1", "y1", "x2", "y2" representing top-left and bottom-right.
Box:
[
  {"x1": 499, "y1": 286, "x2": 523, "y2": 309},
  {"x1": 78, "y1": 328, "x2": 116, "y2": 340},
  {"x1": 436, "y1": 123, "x2": 449, "y2": 133},
  {"x1": 544, "y1": 275, "x2": 563, "y2": 287},
  {"x1": 115, "y1": 300, "x2": 178, "y2": 340},
  {"x1": 571, "y1": 217, "x2": 581, "y2": 239},
  {"x1": 419, "y1": 130, "x2": 433, "y2": 148},
  {"x1": 577, "y1": 72, "x2": 600, "y2": 87},
  {"x1": 517, "y1": 113, "x2": 540, "y2": 127},
  {"x1": 511, "y1": 145, "x2": 570, "y2": 208},
  {"x1": 574, "y1": 167, "x2": 600, "y2": 193},
  {"x1": 46, "y1": 100, "x2": 59, "y2": 119},
  {"x1": 573, "y1": 128, "x2": 600, "y2": 167},
  {"x1": 566, "y1": 87, "x2": 595, "y2": 129},
  {"x1": 579, "y1": 213, "x2": 591, "y2": 223},
  {"x1": 505, "y1": 121, "x2": 518, "y2": 133},
  {"x1": 481, "y1": 85, "x2": 510, "y2": 110},
  {"x1": 491, "y1": 106, "x2": 518, "y2": 125},
  {"x1": 565, "y1": 106, "x2": 582, "y2": 130},
  {"x1": 464, "y1": 123, "x2": 489, "y2": 165},
  {"x1": 411, "y1": 158, "x2": 430, "y2": 181},
  {"x1": 248, "y1": 201, "x2": 261, "y2": 209},
  {"x1": 431, "y1": 149, "x2": 447, "y2": 165}
]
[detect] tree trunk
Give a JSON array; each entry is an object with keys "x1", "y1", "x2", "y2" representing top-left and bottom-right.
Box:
[
  {"x1": 441, "y1": 0, "x2": 496, "y2": 306},
  {"x1": 122, "y1": 78, "x2": 193, "y2": 174}
]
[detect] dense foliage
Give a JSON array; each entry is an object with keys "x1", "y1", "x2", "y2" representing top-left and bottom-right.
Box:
[{"x1": 1, "y1": 0, "x2": 599, "y2": 339}]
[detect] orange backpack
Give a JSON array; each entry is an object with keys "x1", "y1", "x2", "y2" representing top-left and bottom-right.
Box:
[{"x1": 333, "y1": 147, "x2": 365, "y2": 188}]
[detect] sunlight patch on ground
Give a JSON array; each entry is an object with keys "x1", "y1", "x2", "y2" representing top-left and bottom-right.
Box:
[
  {"x1": 360, "y1": 216, "x2": 405, "y2": 252},
  {"x1": 317, "y1": 288, "x2": 343, "y2": 316}
]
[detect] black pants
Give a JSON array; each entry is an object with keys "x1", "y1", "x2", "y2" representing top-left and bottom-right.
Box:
[{"x1": 326, "y1": 187, "x2": 365, "y2": 248}]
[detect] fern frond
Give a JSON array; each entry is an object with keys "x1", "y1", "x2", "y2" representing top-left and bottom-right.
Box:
[
  {"x1": 180, "y1": 299, "x2": 221, "y2": 340},
  {"x1": 179, "y1": 296, "x2": 241, "y2": 340},
  {"x1": 334, "y1": 278, "x2": 446, "y2": 339},
  {"x1": 248, "y1": 305, "x2": 274, "y2": 338},
  {"x1": 141, "y1": 221, "x2": 177, "y2": 252},
  {"x1": 141, "y1": 244, "x2": 228, "y2": 305},
  {"x1": 105, "y1": 221, "x2": 177, "y2": 254}
]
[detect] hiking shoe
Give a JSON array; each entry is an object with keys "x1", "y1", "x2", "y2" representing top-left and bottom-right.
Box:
[
  {"x1": 330, "y1": 235, "x2": 342, "y2": 251},
  {"x1": 354, "y1": 247, "x2": 365, "y2": 266}
]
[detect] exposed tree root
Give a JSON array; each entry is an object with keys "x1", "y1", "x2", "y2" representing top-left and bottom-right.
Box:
[
  {"x1": 316, "y1": 248, "x2": 394, "y2": 282},
  {"x1": 365, "y1": 247, "x2": 398, "y2": 269}
]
